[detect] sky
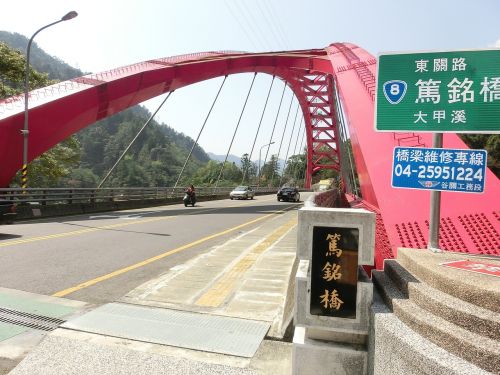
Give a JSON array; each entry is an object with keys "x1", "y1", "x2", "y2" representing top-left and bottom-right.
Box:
[{"x1": 1, "y1": 0, "x2": 499, "y2": 160}]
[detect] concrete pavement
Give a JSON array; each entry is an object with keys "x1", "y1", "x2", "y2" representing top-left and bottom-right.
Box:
[{"x1": 4, "y1": 204, "x2": 301, "y2": 374}]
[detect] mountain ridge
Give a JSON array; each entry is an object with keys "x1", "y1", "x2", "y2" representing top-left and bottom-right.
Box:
[{"x1": 0, "y1": 31, "x2": 211, "y2": 187}]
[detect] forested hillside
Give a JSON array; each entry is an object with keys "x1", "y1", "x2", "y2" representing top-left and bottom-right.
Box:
[
  {"x1": 0, "y1": 31, "x2": 210, "y2": 188},
  {"x1": 72, "y1": 106, "x2": 209, "y2": 187},
  {"x1": 0, "y1": 31, "x2": 82, "y2": 81}
]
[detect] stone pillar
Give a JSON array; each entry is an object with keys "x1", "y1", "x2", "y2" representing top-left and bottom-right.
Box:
[{"x1": 293, "y1": 207, "x2": 375, "y2": 375}]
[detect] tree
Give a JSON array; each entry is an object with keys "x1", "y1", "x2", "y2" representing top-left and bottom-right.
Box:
[
  {"x1": 25, "y1": 137, "x2": 81, "y2": 187},
  {"x1": 461, "y1": 134, "x2": 499, "y2": 177},
  {"x1": 65, "y1": 167, "x2": 99, "y2": 188},
  {"x1": 0, "y1": 42, "x2": 51, "y2": 97},
  {"x1": 193, "y1": 160, "x2": 221, "y2": 185},
  {"x1": 221, "y1": 162, "x2": 243, "y2": 184},
  {"x1": 0, "y1": 42, "x2": 81, "y2": 187},
  {"x1": 283, "y1": 153, "x2": 306, "y2": 186},
  {"x1": 261, "y1": 154, "x2": 280, "y2": 187},
  {"x1": 240, "y1": 153, "x2": 256, "y2": 184}
]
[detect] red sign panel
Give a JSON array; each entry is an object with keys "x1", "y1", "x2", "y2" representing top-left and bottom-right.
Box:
[{"x1": 440, "y1": 260, "x2": 500, "y2": 278}]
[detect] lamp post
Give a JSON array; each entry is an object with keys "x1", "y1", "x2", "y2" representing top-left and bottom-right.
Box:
[
  {"x1": 258, "y1": 141, "x2": 274, "y2": 186},
  {"x1": 22, "y1": 11, "x2": 78, "y2": 192}
]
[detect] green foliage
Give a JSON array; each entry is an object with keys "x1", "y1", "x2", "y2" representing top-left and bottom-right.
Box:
[
  {"x1": 192, "y1": 160, "x2": 242, "y2": 187},
  {"x1": 0, "y1": 40, "x2": 81, "y2": 188},
  {"x1": 21, "y1": 137, "x2": 81, "y2": 187},
  {"x1": 461, "y1": 134, "x2": 499, "y2": 177},
  {"x1": 0, "y1": 31, "x2": 84, "y2": 80},
  {"x1": 240, "y1": 153, "x2": 256, "y2": 184},
  {"x1": 260, "y1": 154, "x2": 280, "y2": 187},
  {"x1": 221, "y1": 162, "x2": 243, "y2": 184},
  {"x1": 0, "y1": 41, "x2": 53, "y2": 98},
  {"x1": 193, "y1": 160, "x2": 221, "y2": 185},
  {"x1": 66, "y1": 168, "x2": 99, "y2": 188},
  {"x1": 73, "y1": 106, "x2": 208, "y2": 188},
  {"x1": 282, "y1": 153, "x2": 306, "y2": 186}
]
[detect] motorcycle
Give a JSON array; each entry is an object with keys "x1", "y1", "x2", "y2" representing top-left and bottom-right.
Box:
[{"x1": 183, "y1": 191, "x2": 196, "y2": 207}]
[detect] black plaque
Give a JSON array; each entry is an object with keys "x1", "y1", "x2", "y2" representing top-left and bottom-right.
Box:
[{"x1": 310, "y1": 226, "x2": 359, "y2": 318}]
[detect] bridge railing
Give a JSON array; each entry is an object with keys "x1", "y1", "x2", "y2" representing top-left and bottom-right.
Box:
[{"x1": 0, "y1": 187, "x2": 277, "y2": 205}]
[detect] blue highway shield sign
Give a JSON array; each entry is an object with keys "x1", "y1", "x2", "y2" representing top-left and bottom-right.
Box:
[
  {"x1": 382, "y1": 80, "x2": 407, "y2": 104},
  {"x1": 392, "y1": 147, "x2": 487, "y2": 193}
]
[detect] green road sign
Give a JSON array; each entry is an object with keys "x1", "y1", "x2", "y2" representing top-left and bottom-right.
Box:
[{"x1": 375, "y1": 49, "x2": 500, "y2": 133}]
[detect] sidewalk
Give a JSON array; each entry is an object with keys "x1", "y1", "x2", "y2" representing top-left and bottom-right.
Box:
[{"x1": 6, "y1": 208, "x2": 299, "y2": 374}]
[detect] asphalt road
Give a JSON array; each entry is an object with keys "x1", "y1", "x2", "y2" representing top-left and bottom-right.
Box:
[{"x1": 0, "y1": 193, "x2": 310, "y2": 305}]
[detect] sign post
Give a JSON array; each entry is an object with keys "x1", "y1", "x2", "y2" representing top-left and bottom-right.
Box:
[
  {"x1": 376, "y1": 48, "x2": 499, "y2": 250},
  {"x1": 428, "y1": 133, "x2": 443, "y2": 251}
]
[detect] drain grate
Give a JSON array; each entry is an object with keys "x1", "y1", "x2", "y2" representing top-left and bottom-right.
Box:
[
  {"x1": 0, "y1": 307, "x2": 66, "y2": 331},
  {"x1": 63, "y1": 303, "x2": 270, "y2": 357}
]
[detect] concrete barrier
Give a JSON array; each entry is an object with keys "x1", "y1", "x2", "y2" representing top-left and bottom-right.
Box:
[{"x1": 14, "y1": 194, "x2": 229, "y2": 221}]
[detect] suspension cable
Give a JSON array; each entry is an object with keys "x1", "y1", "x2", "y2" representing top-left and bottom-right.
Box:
[
  {"x1": 270, "y1": 93, "x2": 294, "y2": 186},
  {"x1": 289, "y1": 118, "x2": 304, "y2": 180},
  {"x1": 292, "y1": 123, "x2": 306, "y2": 183},
  {"x1": 335, "y1": 93, "x2": 353, "y2": 194},
  {"x1": 335, "y1": 80, "x2": 359, "y2": 196},
  {"x1": 297, "y1": 131, "x2": 307, "y2": 185},
  {"x1": 213, "y1": 73, "x2": 257, "y2": 191},
  {"x1": 260, "y1": 81, "x2": 287, "y2": 183},
  {"x1": 172, "y1": 76, "x2": 228, "y2": 193},
  {"x1": 241, "y1": 75, "x2": 275, "y2": 185},
  {"x1": 279, "y1": 103, "x2": 300, "y2": 187},
  {"x1": 97, "y1": 90, "x2": 174, "y2": 189}
]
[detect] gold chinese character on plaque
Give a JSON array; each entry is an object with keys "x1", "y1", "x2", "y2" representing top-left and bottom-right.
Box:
[
  {"x1": 326, "y1": 233, "x2": 342, "y2": 257},
  {"x1": 322, "y1": 262, "x2": 342, "y2": 281},
  {"x1": 319, "y1": 289, "x2": 344, "y2": 310}
]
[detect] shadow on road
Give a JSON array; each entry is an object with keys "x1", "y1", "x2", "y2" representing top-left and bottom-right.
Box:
[
  {"x1": 11, "y1": 200, "x2": 303, "y2": 226},
  {"x1": 0, "y1": 233, "x2": 22, "y2": 240},
  {"x1": 59, "y1": 222, "x2": 172, "y2": 237}
]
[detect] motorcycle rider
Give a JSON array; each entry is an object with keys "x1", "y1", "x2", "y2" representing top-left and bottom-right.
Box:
[
  {"x1": 185, "y1": 184, "x2": 196, "y2": 205},
  {"x1": 186, "y1": 184, "x2": 195, "y2": 196}
]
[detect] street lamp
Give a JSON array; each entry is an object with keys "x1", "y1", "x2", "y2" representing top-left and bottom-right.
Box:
[
  {"x1": 258, "y1": 141, "x2": 275, "y2": 184},
  {"x1": 22, "y1": 11, "x2": 78, "y2": 192}
]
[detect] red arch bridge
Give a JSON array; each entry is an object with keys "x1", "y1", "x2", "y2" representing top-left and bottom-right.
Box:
[{"x1": 0, "y1": 42, "x2": 498, "y2": 268}]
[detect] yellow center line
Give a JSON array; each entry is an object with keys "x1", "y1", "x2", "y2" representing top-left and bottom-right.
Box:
[
  {"x1": 1, "y1": 196, "x2": 278, "y2": 248},
  {"x1": 0, "y1": 216, "x2": 175, "y2": 248},
  {"x1": 195, "y1": 216, "x2": 298, "y2": 307},
  {"x1": 52, "y1": 208, "x2": 293, "y2": 298}
]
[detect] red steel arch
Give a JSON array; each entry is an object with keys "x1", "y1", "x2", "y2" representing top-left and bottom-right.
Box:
[{"x1": 0, "y1": 43, "x2": 498, "y2": 266}]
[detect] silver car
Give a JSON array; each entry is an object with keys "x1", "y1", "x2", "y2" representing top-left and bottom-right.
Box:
[{"x1": 229, "y1": 186, "x2": 255, "y2": 200}]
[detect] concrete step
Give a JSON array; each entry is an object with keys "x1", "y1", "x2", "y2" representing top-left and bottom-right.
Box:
[
  {"x1": 382, "y1": 259, "x2": 499, "y2": 340},
  {"x1": 397, "y1": 248, "x2": 500, "y2": 313},
  {"x1": 408, "y1": 281, "x2": 499, "y2": 341},
  {"x1": 373, "y1": 259, "x2": 500, "y2": 373},
  {"x1": 371, "y1": 300, "x2": 490, "y2": 375},
  {"x1": 392, "y1": 297, "x2": 500, "y2": 373},
  {"x1": 371, "y1": 270, "x2": 405, "y2": 311},
  {"x1": 382, "y1": 259, "x2": 419, "y2": 297}
]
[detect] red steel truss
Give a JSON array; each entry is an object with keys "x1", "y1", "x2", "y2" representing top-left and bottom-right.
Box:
[{"x1": 0, "y1": 44, "x2": 498, "y2": 266}]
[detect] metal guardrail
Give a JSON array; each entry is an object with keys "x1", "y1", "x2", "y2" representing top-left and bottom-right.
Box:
[{"x1": 0, "y1": 187, "x2": 278, "y2": 205}]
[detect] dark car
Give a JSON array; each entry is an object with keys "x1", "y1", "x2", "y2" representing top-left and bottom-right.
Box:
[
  {"x1": 277, "y1": 187, "x2": 300, "y2": 202},
  {"x1": 0, "y1": 199, "x2": 17, "y2": 224}
]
